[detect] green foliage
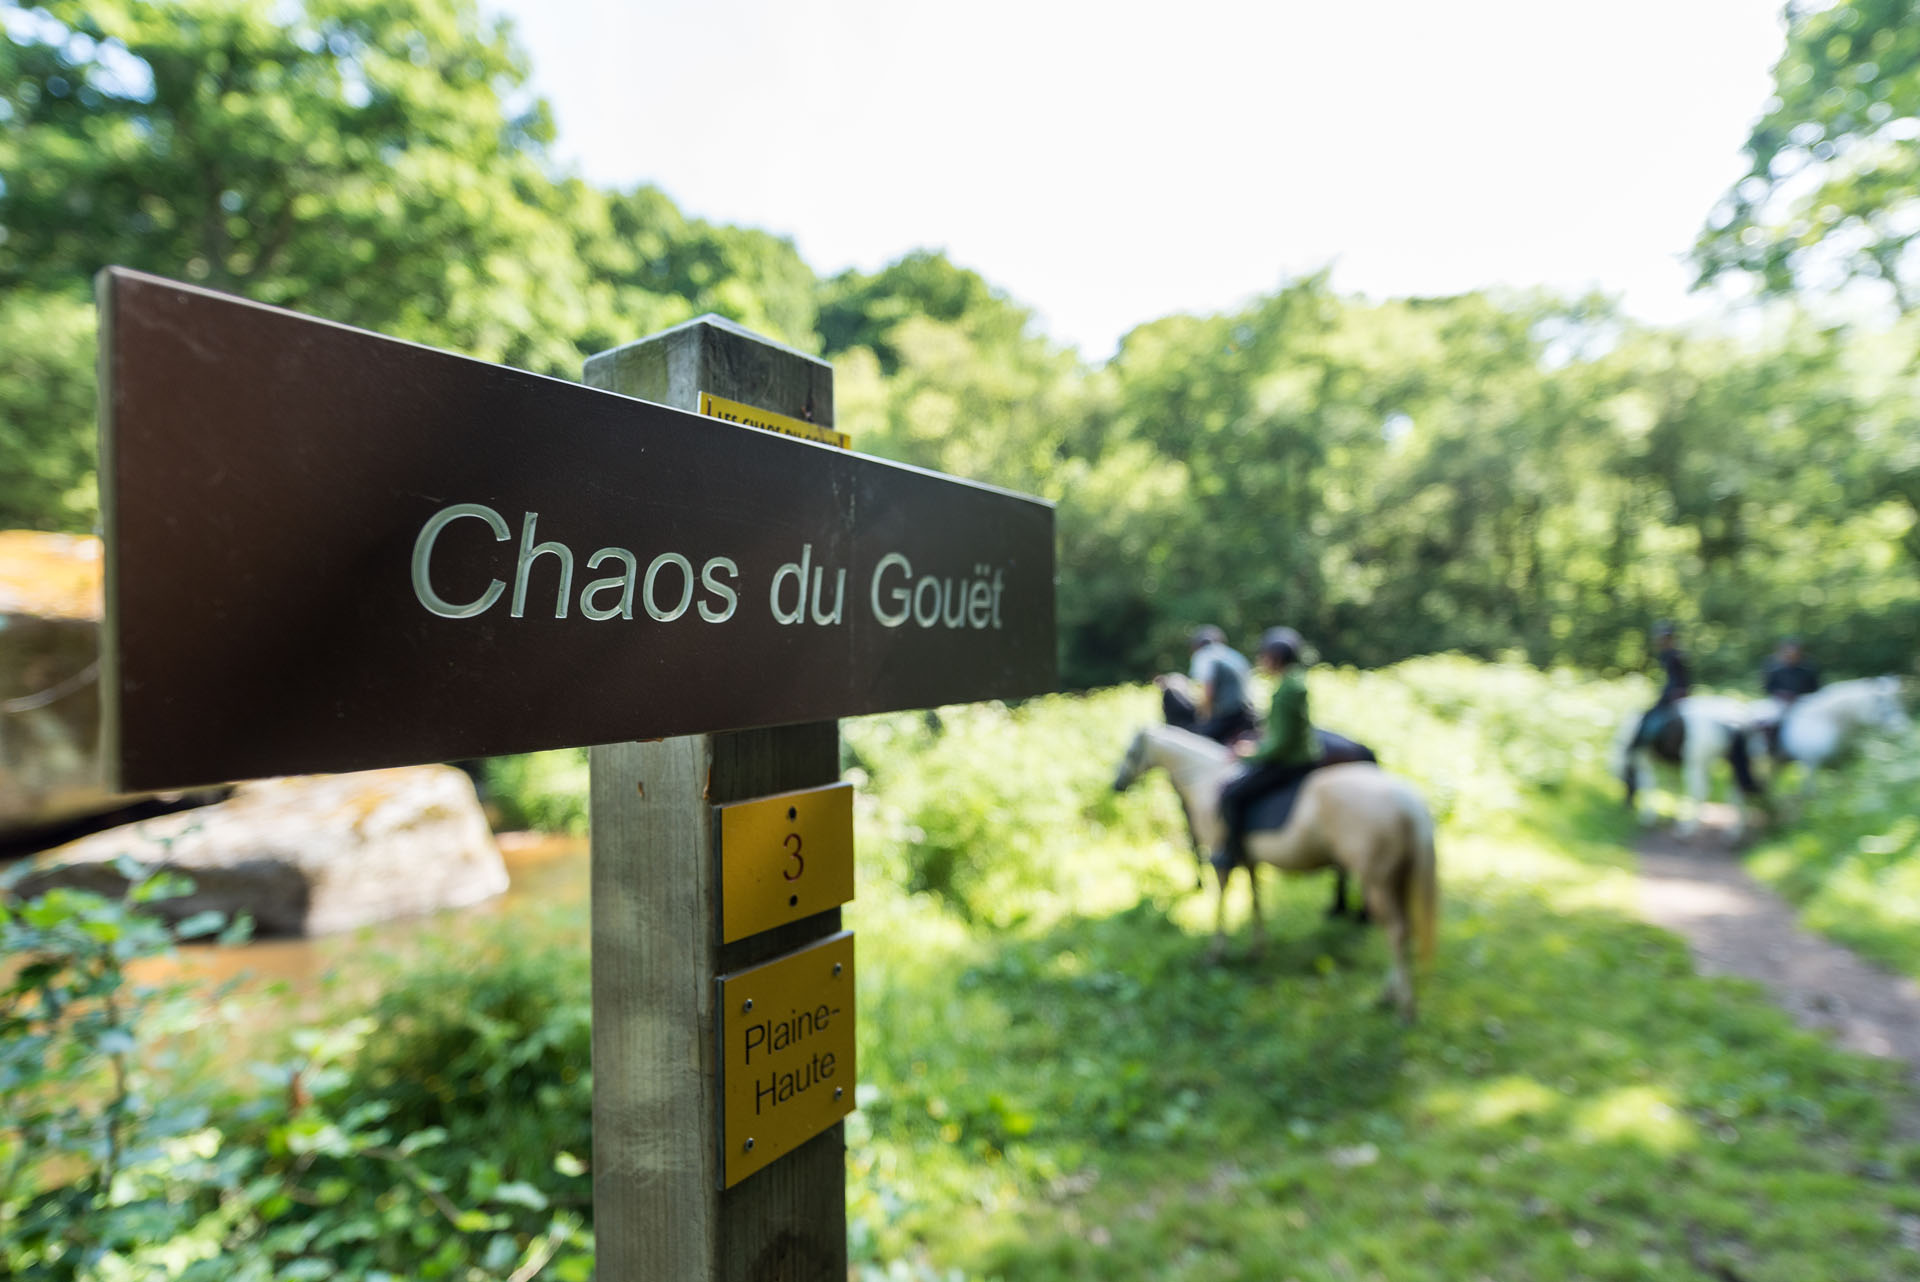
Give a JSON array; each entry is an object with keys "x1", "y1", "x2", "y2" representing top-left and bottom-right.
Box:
[
  {"x1": 0, "y1": 291, "x2": 97, "y2": 531},
  {"x1": 841, "y1": 666, "x2": 1920, "y2": 1281},
  {"x1": 0, "y1": 859, "x2": 225, "y2": 1276},
  {"x1": 5, "y1": 0, "x2": 1919, "y2": 686},
  {"x1": 344, "y1": 934, "x2": 592, "y2": 1178},
  {"x1": 0, "y1": 0, "x2": 573, "y2": 367},
  {"x1": 0, "y1": 861, "x2": 591, "y2": 1279},
  {"x1": 11, "y1": 660, "x2": 1919, "y2": 1279},
  {"x1": 481, "y1": 749, "x2": 590, "y2": 836},
  {"x1": 1695, "y1": 0, "x2": 1920, "y2": 309},
  {"x1": 1747, "y1": 727, "x2": 1920, "y2": 980},
  {"x1": 585, "y1": 184, "x2": 820, "y2": 351},
  {"x1": 0, "y1": 0, "x2": 826, "y2": 529}
]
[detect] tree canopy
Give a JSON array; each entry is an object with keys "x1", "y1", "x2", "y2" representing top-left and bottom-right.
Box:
[
  {"x1": 1695, "y1": 0, "x2": 1920, "y2": 310},
  {"x1": 3, "y1": 0, "x2": 1916, "y2": 687}
]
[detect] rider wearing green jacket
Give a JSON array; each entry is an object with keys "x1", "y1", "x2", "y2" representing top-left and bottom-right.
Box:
[{"x1": 1216, "y1": 627, "x2": 1320, "y2": 867}]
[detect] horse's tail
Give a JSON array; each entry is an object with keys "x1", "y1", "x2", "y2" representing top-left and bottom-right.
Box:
[{"x1": 1402, "y1": 795, "x2": 1439, "y2": 966}]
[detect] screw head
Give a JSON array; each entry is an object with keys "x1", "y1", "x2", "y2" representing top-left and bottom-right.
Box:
[
  {"x1": 743, "y1": 998, "x2": 754, "y2": 1012},
  {"x1": 834, "y1": 1087, "x2": 844, "y2": 1100},
  {"x1": 744, "y1": 1138, "x2": 755, "y2": 1152},
  {"x1": 833, "y1": 963, "x2": 843, "y2": 977}
]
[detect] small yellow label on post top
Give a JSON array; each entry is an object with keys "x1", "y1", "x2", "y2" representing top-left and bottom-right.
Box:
[
  {"x1": 717, "y1": 931, "x2": 856, "y2": 1188},
  {"x1": 717, "y1": 781, "x2": 854, "y2": 944},
  {"x1": 698, "y1": 391, "x2": 849, "y2": 449}
]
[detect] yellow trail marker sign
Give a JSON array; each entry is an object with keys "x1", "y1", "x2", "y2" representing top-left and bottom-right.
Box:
[
  {"x1": 699, "y1": 390, "x2": 849, "y2": 449},
  {"x1": 717, "y1": 932, "x2": 857, "y2": 1189},
  {"x1": 717, "y1": 782, "x2": 854, "y2": 944}
]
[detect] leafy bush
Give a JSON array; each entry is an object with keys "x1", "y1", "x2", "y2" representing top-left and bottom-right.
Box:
[
  {"x1": 481, "y1": 750, "x2": 591, "y2": 835},
  {"x1": 1748, "y1": 728, "x2": 1920, "y2": 979},
  {"x1": 344, "y1": 935, "x2": 593, "y2": 1191},
  {"x1": 0, "y1": 862, "x2": 592, "y2": 1280}
]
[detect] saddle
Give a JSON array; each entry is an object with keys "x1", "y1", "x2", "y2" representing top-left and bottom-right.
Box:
[
  {"x1": 1239, "y1": 730, "x2": 1379, "y2": 838},
  {"x1": 1644, "y1": 714, "x2": 1686, "y2": 764},
  {"x1": 1236, "y1": 729, "x2": 1374, "y2": 832}
]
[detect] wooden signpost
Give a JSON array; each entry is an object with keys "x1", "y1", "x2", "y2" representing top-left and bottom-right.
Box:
[{"x1": 94, "y1": 270, "x2": 1057, "y2": 1281}]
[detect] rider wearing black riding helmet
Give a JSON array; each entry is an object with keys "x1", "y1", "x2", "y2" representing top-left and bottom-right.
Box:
[
  {"x1": 1632, "y1": 621, "x2": 1692, "y2": 749},
  {"x1": 1215, "y1": 626, "x2": 1321, "y2": 869},
  {"x1": 1762, "y1": 637, "x2": 1820, "y2": 705}
]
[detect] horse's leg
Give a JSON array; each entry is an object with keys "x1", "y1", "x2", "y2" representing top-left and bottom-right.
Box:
[
  {"x1": 1366, "y1": 869, "x2": 1415, "y2": 1022},
  {"x1": 1246, "y1": 862, "x2": 1265, "y2": 958},
  {"x1": 1180, "y1": 804, "x2": 1206, "y2": 891},
  {"x1": 1631, "y1": 748, "x2": 1660, "y2": 826},
  {"x1": 1326, "y1": 869, "x2": 1369, "y2": 924},
  {"x1": 1208, "y1": 861, "x2": 1232, "y2": 963},
  {"x1": 1677, "y1": 745, "x2": 1708, "y2": 838}
]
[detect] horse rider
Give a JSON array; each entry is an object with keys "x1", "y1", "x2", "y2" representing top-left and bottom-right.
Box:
[
  {"x1": 1215, "y1": 627, "x2": 1320, "y2": 869},
  {"x1": 1758, "y1": 636, "x2": 1820, "y2": 753},
  {"x1": 1632, "y1": 621, "x2": 1692, "y2": 749},
  {"x1": 1762, "y1": 637, "x2": 1820, "y2": 706},
  {"x1": 1159, "y1": 625, "x2": 1258, "y2": 745}
]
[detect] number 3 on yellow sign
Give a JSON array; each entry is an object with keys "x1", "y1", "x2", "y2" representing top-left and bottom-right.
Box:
[{"x1": 717, "y1": 783, "x2": 854, "y2": 944}]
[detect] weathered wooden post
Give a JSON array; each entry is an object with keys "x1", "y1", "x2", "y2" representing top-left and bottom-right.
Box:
[
  {"x1": 583, "y1": 319, "x2": 848, "y2": 1279},
  {"x1": 94, "y1": 269, "x2": 1054, "y2": 1282}
]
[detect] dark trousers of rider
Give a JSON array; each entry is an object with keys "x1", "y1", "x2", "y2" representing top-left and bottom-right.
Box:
[
  {"x1": 1217, "y1": 758, "x2": 1318, "y2": 865},
  {"x1": 1633, "y1": 698, "x2": 1679, "y2": 748}
]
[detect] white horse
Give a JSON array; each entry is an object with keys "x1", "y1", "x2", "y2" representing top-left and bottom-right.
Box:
[
  {"x1": 1112, "y1": 724, "x2": 1438, "y2": 1021},
  {"x1": 1610, "y1": 695, "x2": 1769, "y2": 840},
  {"x1": 1755, "y1": 676, "x2": 1910, "y2": 805}
]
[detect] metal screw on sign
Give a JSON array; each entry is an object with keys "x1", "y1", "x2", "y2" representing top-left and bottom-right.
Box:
[
  {"x1": 832, "y1": 963, "x2": 842, "y2": 977},
  {"x1": 743, "y1": 999, "x2": 754, "y2": 1012},
  {"x1": 744, "y1": 1138, "x2": 755, "y2": 1152}
]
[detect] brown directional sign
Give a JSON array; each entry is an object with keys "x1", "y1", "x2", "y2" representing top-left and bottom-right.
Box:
[{"x1": 96, "y1": 269, "x2": 1056, "y2": 791}]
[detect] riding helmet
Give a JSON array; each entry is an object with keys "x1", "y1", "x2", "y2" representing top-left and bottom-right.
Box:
[{"x1": 1259, "y1": 626, "x2": 1304, "y2": 665}]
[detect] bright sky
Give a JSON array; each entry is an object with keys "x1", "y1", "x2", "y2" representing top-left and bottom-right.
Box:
[{"x1": 485, "y1": 0, "x2": 1787, "y2": 360}]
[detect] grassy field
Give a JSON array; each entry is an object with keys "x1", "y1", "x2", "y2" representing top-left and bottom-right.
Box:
[
  {"x1": 10, "y1": 657, "x2": 1918, "y2": 1279},
  {"x1": 1742, "y1": 734, "x2": 1920, "y2": 983},
  {"x1": 840, "y1": 662, "x2": 1920, "y2": 1281}
]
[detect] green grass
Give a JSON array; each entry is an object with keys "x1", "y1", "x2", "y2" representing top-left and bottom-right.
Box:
[
  {"x1": 1744, "y1": 733, "x2": 1920, "y2": 982},
  {"x1": 130, "y1": 657, "x2": 1917, "y2": 1280},
  {"x1": 840, "y1": 664, "x2": 1920, "y2": 1281}
]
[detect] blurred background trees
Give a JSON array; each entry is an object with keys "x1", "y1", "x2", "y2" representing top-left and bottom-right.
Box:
[{"x1": 4, "y1": 0, "x2": 1917, "y2": 685}]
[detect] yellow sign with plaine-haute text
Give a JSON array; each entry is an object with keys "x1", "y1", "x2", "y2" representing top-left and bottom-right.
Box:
[
  {"x1": 699, "y1": 391, "x2": 849, "y2": 449},
  {"x1": 717, "y1": 782, "x2": 854, "y2": 944},
  {"x1": 717, "y1": 932, "x2": 856, "y2": 1188}
]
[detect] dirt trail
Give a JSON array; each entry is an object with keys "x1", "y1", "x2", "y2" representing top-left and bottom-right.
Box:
[{"x1": 1636, "y1": 821, "x2": 1920, "y2": 1138}]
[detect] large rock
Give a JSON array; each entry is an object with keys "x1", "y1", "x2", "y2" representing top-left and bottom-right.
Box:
[
  {"x1": 22, "y1": 765, "x2": 509, "y2": 935},
  {"x1": 0, "y1": 531, "x2": 115, "y2": 832}
]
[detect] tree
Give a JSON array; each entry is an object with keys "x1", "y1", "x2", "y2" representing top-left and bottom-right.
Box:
[
  {"x1": 0, "y1": 0, "x2": 600, "y2": 529},
  {"x1": 0, "y1": 0, "x2": 586, "y2": 369},
  {"x1": 575, "y1": 184, "x2": 820, "y2": 354},
  {"x1": 1695, "y1": 0, "x2": 1920, "y2": 310}
]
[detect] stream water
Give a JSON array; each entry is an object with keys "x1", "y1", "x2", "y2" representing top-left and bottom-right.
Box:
[{"x1": 143, "y1": 831, "x2": 590, "y2": 1016}]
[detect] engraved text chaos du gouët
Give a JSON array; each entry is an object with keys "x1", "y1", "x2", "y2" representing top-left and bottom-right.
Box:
[{"x1": 409, "y1": 503, "x2": 1013, "y2": 631}]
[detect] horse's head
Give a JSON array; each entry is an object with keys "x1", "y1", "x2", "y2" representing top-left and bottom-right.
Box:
[{"x1": 1112, "y1": 729, "x2": 1150, "y2": 793}]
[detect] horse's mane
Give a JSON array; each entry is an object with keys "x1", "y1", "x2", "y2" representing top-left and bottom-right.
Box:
[{"x1": 1144, "y1": 721, "x2": 1234, "y2": 761}]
